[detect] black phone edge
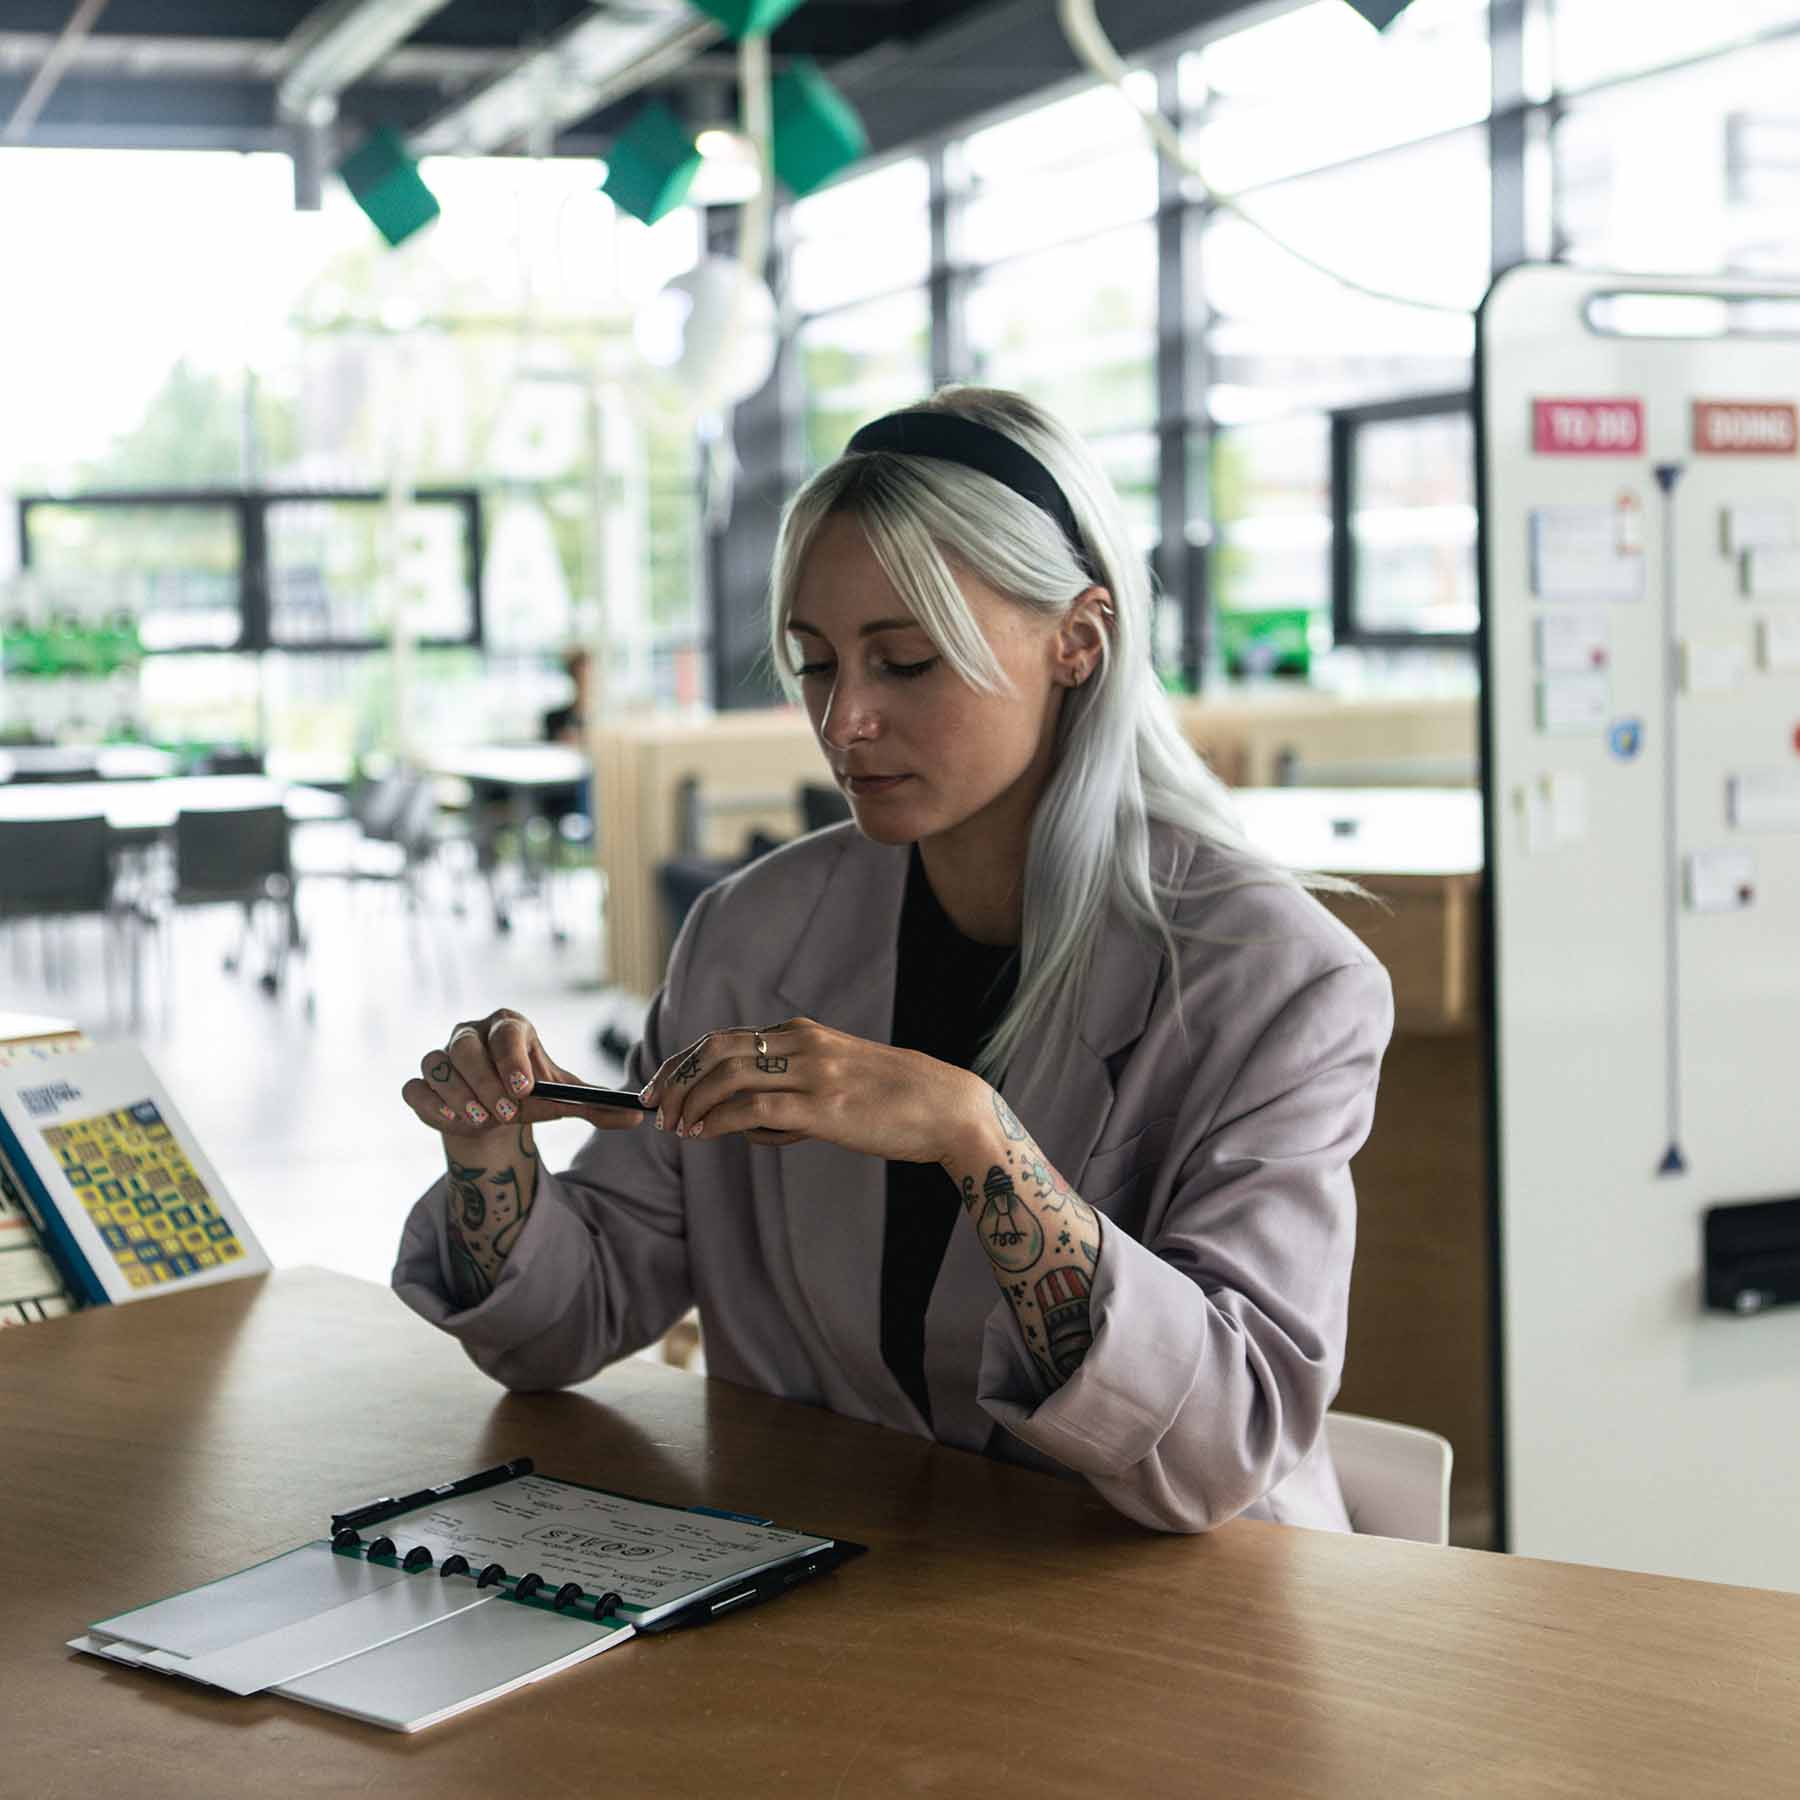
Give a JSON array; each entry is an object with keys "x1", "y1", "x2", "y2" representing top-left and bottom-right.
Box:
[
  {"x1": 635, "y1": 1539, "x2": 869, "y2": 1634},
  {"x1": 531, "y1": 1081, "x2": 656, "y2": 1112}
]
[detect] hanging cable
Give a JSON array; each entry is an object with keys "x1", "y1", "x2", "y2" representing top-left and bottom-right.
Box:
[{"x1": 1057, "y1": 0, "x2": 1470, "y2": 317}]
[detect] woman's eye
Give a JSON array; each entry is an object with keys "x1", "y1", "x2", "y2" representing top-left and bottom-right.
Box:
[
  {"x1": 795, "y1": 662, "x2": 831, "y2": 678},
  {"x1": 883, "y1": 658, "x2": 939, "y2": 680}
]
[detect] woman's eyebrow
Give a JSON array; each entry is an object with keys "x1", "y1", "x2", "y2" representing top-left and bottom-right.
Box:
[{"x1": 787, "y1": 615, "x2": 924, "y2": 639}]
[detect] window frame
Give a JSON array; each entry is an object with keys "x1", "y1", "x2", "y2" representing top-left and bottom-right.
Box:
[
  {"x1": 16, "y1": 487, "x2": 485, "y2": 656},
  {"x1": 1329, "y1": 388, "x2": 1477, "y2": 652}
]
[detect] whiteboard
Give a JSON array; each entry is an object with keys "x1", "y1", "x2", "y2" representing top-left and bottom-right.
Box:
[{"x1": 1479, "y1": 266, "x2": 1800, "y2": 1590}]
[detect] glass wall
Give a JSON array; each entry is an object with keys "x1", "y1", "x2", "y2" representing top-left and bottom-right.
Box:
[{"x1": 774, "y1": 0, "x2": 1800, "y2": 681}]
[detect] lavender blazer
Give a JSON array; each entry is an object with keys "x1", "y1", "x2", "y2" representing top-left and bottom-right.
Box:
[{"x1": 394, "y1": 821, "x2": 1394, "y2": 1534}]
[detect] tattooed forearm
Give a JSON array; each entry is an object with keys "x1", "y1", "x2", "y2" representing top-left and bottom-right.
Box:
[
  {"x1": 444, "y1": 1125, "x2": 540, "y2": 1309},
  {"x1": 946, "y1": 1089, "x2": 1101, "y2": 1388}
]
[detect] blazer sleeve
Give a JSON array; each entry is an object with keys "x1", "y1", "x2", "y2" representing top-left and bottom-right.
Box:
[
  {"x1": 390, "y1": 887, "x2": 718, "y2": 1392},
  {"x1": 976, "y1": 959, "x2": 1393, "y2": 1532}
]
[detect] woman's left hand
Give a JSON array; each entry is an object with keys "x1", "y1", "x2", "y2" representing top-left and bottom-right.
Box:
[{"x1": 640, "y1": 1017, "x2": 986, "y2": 1166}]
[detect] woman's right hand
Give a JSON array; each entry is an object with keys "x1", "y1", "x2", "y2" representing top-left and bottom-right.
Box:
[{"x1": 401, "y1": 1008, "x2": 646, "y2": 1138}]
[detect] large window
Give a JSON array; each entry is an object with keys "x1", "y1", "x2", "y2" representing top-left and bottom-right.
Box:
[
  {"x1": 1180, "y1": 0, "x2": 1490, "y2": 191},
  {"x1": 789, "y1": 160, "x2": 933, "y2": 469},
  {"x1": 0, "y1": 149, "x2": 706, "y2": 760},
  {"x1": 1553, "y1": 31, "x2": 1800, "y2": 273}
]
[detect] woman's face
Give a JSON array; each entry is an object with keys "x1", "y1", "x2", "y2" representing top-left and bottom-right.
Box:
[{"x1": 786, "y1": 512, "x2": 1068, "y2": 849}]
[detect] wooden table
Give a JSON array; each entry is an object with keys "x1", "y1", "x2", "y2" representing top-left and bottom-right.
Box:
[{"x1": 5, "y1": 1268, "x2": 1797, "y2": 1798}]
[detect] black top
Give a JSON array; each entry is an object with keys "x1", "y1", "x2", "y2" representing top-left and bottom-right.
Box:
[{"x1": 882, "y1": 848, "x2": 1019, "y2": 1429}]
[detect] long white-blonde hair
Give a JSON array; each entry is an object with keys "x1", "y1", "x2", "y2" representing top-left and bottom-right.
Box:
[{"x1": 767, "y1": 384, "x2": 1358, "y2": 1083}]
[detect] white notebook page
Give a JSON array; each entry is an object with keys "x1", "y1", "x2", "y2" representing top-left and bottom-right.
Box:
[{"x1": 276, "y1": 1599, "x2": 631, "y2": 1732}]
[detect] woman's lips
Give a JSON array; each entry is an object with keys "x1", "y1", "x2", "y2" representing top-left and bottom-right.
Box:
[{"x1": 844, "y1": 773, "x2": 911, "y2": 796}]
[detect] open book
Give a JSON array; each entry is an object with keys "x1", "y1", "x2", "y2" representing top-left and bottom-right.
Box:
[
  {"x1": 70, "y1": 1461, "x2": 865, "y2": 1732},
  {"x1": 0, "y1": 1040, "x2": 268, "y2": 1306}
]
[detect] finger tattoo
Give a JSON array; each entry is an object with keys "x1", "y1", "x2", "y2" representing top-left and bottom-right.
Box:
[
  {"x1": 755, "y1": 1053, "x2": 789, "y2": 1073},
  {"x1": 430, "y1": 1059, "x2": 453, "y2": 1083},
  {"x1": 672, "y1": 1046, "x2": 704, "y2": 1084}
]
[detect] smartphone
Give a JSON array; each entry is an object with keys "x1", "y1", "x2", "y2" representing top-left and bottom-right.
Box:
[{"x1": 530, "y1": 1080, "x2": 655, "y2": 1113}]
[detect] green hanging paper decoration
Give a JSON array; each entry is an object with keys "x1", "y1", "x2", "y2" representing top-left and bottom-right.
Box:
[
  {"x1": 601, "y1": 101, "x2": 703, "y2": 225},
  {"x1": 687, "y1": 0, "x2": 808, "y2": 37},
  {"x1": 771, "y1": 60, "x2": 868, "y2": 197},
  {"x1": 336, "y1": 126, "x2": 440, "y2": 248}
]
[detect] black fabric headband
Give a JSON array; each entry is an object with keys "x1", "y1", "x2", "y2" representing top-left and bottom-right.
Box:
[{"x1": 845, "y1": 410, "x2": 1093, "y2": 576}]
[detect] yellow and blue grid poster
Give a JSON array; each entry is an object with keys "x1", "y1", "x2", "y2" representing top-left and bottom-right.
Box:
[{"x1": 42, "y1": 1100, "x2": 250, "y2": 1291}]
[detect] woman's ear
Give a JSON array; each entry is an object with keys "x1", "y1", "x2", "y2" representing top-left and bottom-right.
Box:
[{"x1": 1050, "y1": 587, "x2": 1113, "y2": 687}]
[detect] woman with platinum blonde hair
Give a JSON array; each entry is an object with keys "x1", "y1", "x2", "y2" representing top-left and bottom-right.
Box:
[{"x1": 394, "y1": 385, "x2": 1394, "y2": 1535}]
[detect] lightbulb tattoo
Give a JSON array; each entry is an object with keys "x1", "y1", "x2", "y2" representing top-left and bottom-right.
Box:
[
  {"x1": 445, "y1": 1123, "x2": 541, "y2": 1307},
  {"x1": 947, "y1": 1090, "x2": 1101, "y2": 1386}
]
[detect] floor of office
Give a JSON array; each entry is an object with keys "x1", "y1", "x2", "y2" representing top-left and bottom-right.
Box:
[{"x1": 7, "y1": 862, "x2": 650, "y2": 1292}]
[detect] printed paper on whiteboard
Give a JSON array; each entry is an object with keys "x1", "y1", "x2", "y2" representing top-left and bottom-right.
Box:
[{"x1": 1530, "y1": 508, "x2": 1645, "y2": 602}]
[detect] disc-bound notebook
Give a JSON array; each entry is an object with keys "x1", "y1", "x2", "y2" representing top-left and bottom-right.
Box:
[{"x1": 69, "y1": 1458, "x2": 865, "y2": 1732}]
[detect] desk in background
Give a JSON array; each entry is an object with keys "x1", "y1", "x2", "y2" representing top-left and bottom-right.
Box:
[
  {"x1": 0, "y1": 744, "x2": 178, "y2": 783},
  {"x1": 592, "y1": 697, "x2": 1477, "y2": 997},
  {"x1": 427, "y1": 745, "x2": 590, "y2": 935},
  {"x1": 3, "y1": 1268, "x2": 1794, "y2": 1799},
  {"x1": 0, "y1": 774, "x2": 344, "y2": 834}
]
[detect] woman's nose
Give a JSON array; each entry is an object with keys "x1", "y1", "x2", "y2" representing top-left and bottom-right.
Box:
[{"x1": 819, "y1": 679, "x2": 879, "y2": 749}]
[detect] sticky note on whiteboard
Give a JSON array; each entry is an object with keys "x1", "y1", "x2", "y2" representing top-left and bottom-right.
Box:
[
  {"x1": 1685, "y1": 848, "x2": 1756, "y2": 913},
  {"x1": 1723, "y1": 504, "x2": 1795, "y2": 555},
  {"x1": 1536, "y1": 672, "x2": 1610, "y2": 733},
  {"x1": 1680, "y1": 638, "x2": 1750, "y2": 694},
  {"x1": 1529, "y1": 508, "x2": 1645, "y2": 602},
  {"x1": 1535, "y1": 610, "x2": 1610, "y2": 673},
  {"x1": 1742, "y1": 545, "x2": 1800, "y2": 600},
  {"x1": 1728, "y1": 770, "x2": 1800, "y2": 832},
  {"x1": 1758, "y1": 615, "x2": 1800, "y2": 672}
]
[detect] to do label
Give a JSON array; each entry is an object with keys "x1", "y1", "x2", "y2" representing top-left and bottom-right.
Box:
[{"x1": 1533, "y1": 398, "x2": 1645, "y2": 456}]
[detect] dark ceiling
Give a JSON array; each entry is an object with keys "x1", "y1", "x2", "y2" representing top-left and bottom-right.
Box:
[{"x1": 0, "y1": 0, "x2": 1238, "y2": 162}]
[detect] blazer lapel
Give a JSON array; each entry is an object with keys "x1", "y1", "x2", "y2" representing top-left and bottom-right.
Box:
[
  {"x1": 769, "y1": 822, "x2": 1183, "y2": 1450},
  {"x1": 768, "y1": 833, "x2": 918, "y2": 1428}
]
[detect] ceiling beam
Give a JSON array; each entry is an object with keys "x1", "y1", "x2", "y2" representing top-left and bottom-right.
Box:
[
  {"x1": 831, "y1": 0, "x2": 1245, "y2": 156},
  {"x1": 4, "y1": 0, "x2": 110, "y2": 144},
  {"x1": 408, "y1": 1, "x2": 723, "y2": 157},
  {"x1": 276, "y1": 0, "x2": 456, "y2": 124}
]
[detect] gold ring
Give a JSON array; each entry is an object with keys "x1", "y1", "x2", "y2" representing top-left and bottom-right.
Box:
[{"x1": 753, "y1": 1031, "x2": 770, "y2": 1057}]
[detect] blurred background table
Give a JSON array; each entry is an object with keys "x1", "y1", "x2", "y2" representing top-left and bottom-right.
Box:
[{"x1": 0, "y1": 744, "x2": 178, "y2": 783}]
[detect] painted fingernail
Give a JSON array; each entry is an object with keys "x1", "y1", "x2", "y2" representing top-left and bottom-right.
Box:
[
  {"x1": 495, "y1": 1098, "x2": 516, "y2": 1121},
  {"x1": 638, "y1": 1083, "x2": 654, "y2": 1103},
  {"x1": 466, "y1": 1104, "x2": 488, "y2": 1124},
  {"x1": 509, "y1": 1071, "x2": 530, "y2": 1095},
  {"x1": 655, "y1": 1108, "x2": 665, "y2": 1131},
  {"x1": 438, "y1": 1106, "x2": 457, "y2": 1123}
]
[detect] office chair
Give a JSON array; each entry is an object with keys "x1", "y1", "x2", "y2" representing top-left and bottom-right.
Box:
[
  {"x1": 1324, "y1": 1410, "x2": 1453, "y2": 1545},
  {"x1": 167, "y1": 805, "x2": 310, "y2": 1009},
  {"x1": 798, "y1": 781, "x2": 852, "y2": 833},
  {"x1": 0, "y1": 814, "x2": 134, "y2": 1018}
]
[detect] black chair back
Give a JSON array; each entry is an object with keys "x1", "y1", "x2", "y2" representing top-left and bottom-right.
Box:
[
  {"x1": 799, "y1": 782, "x2": 852, "y2": 833},
  {"x1": 0, "y1": 815, "x2": 112, "y2": 916},
  {"x1": 174, "y1": 806, "x2": 290, "y2": 899}
]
